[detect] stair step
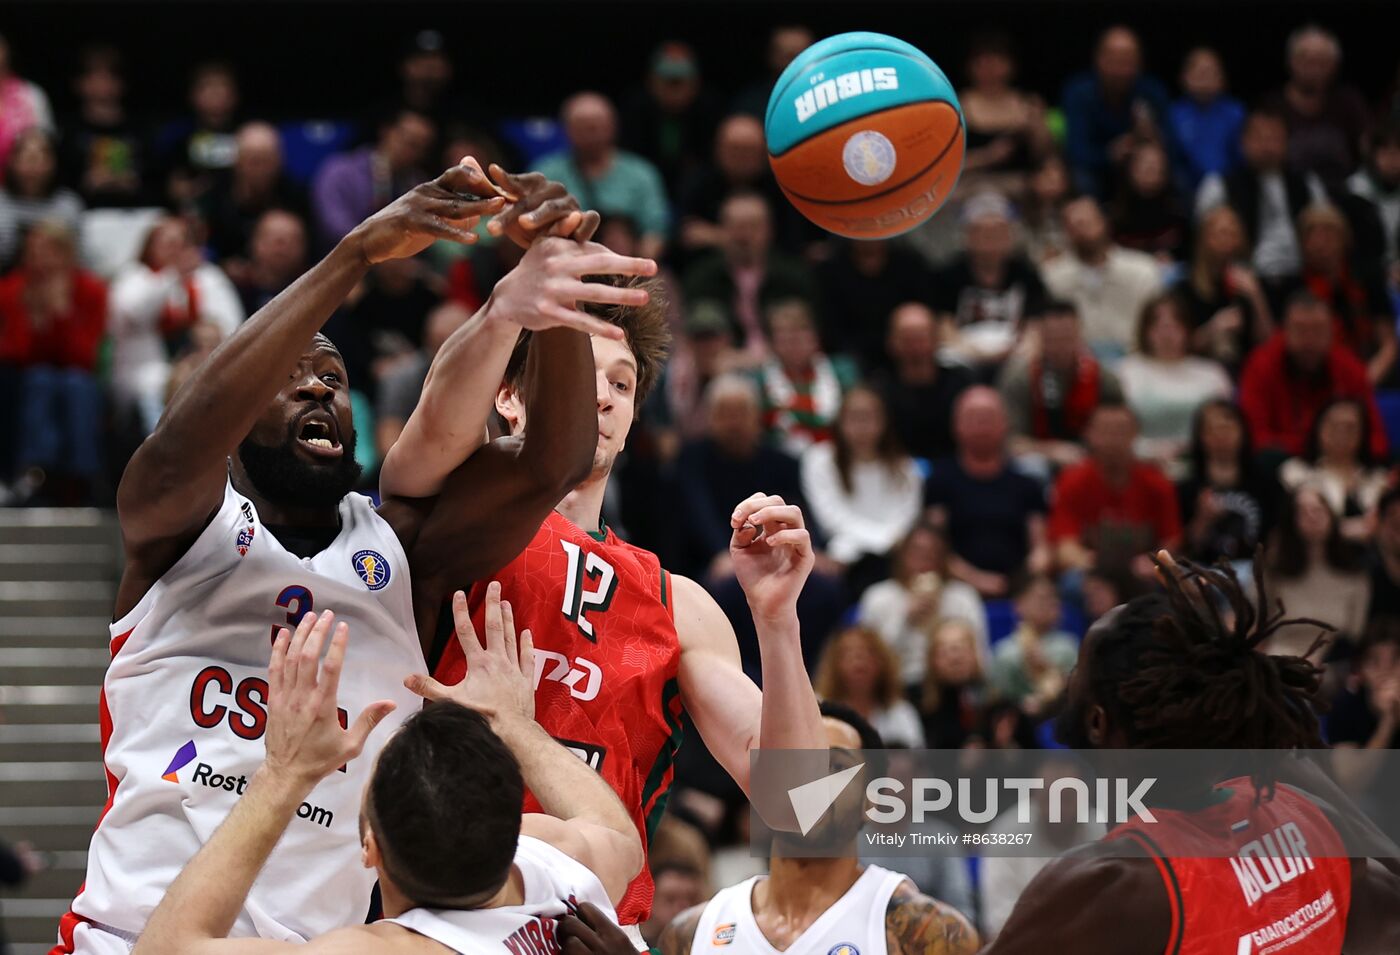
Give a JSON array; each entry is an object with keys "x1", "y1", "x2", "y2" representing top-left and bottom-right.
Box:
[
  {"x1": 0, "y1": 725, "x2": 101, "y2": 762},
  {"x1": 0, "y1": 508, "x2": 119, "y2": 545},
  {"x1": 0, "y1": 778, "x2": 106, "y2": 807},
  {"x1": 0, "y1": 617, "x2": 115, "y2": 649},
  {"x1": 0, "y1": 582, "x2": 115, "y2": 618}
]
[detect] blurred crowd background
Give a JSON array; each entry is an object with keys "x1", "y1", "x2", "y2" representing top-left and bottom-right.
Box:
[{"x1": 2, "y1": 2, "x2": 1400, "y2": 944}]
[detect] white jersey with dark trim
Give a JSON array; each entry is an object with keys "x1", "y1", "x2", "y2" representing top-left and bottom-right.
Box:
[{"x1": 62, "y1": 478, "x2": 423, "y2": 943}]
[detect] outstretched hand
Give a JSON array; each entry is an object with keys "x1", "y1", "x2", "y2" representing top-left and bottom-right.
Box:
[
  {"x1": 485, "y1": 163, "x2": 602, "y2": 248},
  {"x1": 488, "y1": 236, "x2": 657, "y2": 341},
  {"x1": 350, "y1": 158, "x2": 507, "y2": 265},
  {"x1": 404, "y1": 582, "x2": 536, "y2": 727},
  {"x1": 557, "y1": 902, "x2": 637, "y2": 955},
  {"x1": 729, "y1": 493, "x2": 815, "y2": 623},
  {"x1": 264, "y1": 610, "x2": 396, "y2": 785}
]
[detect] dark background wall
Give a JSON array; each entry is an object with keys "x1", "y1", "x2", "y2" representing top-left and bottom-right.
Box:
[{"x1": 6, "y1": 1, "x2": 1398, "y2": 126}]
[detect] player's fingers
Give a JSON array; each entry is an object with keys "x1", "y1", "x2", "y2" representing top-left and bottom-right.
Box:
[
  {"x1": 518, "y1": 196, "x2": 579, "y2": 232},
  {"x1": 536, "y1": 301, "x2": 627, "y2": 341},
  {"x1": 299, "y1": 611, "x2": 335, "y2": 694},
  {"x1": 559, "y1": 279, "x2": 651, "y2": 308},
  {"x1": 269, "y1": 626, "x2": 292, "y2": 700},
  {"x1": 575, "y1": 210, "x2": 602, "y2": 242},
  {"x1": 318, "y1": 622, "x2": 351, "y2": 709},
  {"x1": 420, "y1": 215, "x2": 481, "y2": 246},
  {"x1": 483, "y1": 581, "x2": 506, "y2": 655},
  {"x1": 518, "y1": 628, "x2": 535, "y2": 683},
  {"x1": 403, "y1": 673, "x2": 451, "y2": 702},
  {"x1": 452, "y1": 590, "x2": 485, "y2": 664},
  {"x1": 284, "y1": 611, "x2": 317, "y2": 690},
  {"x1": 556, "y1": 914, "x2": 603, "y2": 951},
  {"x1": 422, "y1": 194, "x2": 505, "y2": 220},
  {"x1": 345, "y1": 701, "x2": 397, "y2": 757},
  {"x1": 576, "y1": 902, "x2": 631, "y2": 940},
  {"x1": 746, "y1": 504, "x2": 804, "y2": 531},
  {"x1": 764, "y1": 528, "x2": 811, "y2": 552},
  {"x1": 434, "y1": 159, "x2": 498, "y2": 197},
  {"x1": 500, "y1": 599, "x2": 518, "y2": 667},
  {"x1": 561, "y1": 250, "x2": 658, "y2": 279},
  {"x1": 731, "y1": 492, "x2": 784, "y2": 527},
  {"x1": 545, "y1": 211, "x2": 585, "y2": 238},
  {"x1": 486, "y1": 162, "x2": 531, "y2": 202}
]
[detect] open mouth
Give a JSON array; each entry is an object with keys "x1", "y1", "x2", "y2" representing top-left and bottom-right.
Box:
[{"x1": 295, "y1": 412, "x2": 343, "y2": 459}]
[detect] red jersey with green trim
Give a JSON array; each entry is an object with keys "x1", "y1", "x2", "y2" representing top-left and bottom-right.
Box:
[
  {"x1": 434, "y1": 510, "x2": 683, "y2": 926},
  {"x1": 1105, "y1": 778, "x2": 1351, "y2": 955}
]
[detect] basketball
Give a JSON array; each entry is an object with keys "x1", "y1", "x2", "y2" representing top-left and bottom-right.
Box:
[{"x1": 764, "y1": 31, "x2": 965, "y2": 239}]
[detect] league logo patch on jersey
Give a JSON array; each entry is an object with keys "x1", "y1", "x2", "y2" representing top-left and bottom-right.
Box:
[
  {"x1": 828, "y1": 945, "x2": 860, "y2": 955},
  {"x1": 161, "y1": 740, "x2": 198, "y2": 782},
  {"x1": 236, "y1": 524, "x2": 255, "y2": 556},
  {"x1": 712, "y1": 923, "x2": 736, "y2": 946},
  {"x1": 352, "y1": 550, "x2": 391, "y2": 591}
]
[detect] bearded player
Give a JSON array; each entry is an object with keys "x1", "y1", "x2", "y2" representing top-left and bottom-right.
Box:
[
  {"x1": 980, "y1": 557, "x2": 1400, "y2": 954},
  {"x1": 384, "y1": 283, "x2": 827, "y2": 941},
  {"x1": 53, "y1": 161, "x2": 659, "y2": 955}
]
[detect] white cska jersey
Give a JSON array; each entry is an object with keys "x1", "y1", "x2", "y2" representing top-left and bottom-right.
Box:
[
  {"x1": 688, "y1": 866, "x2": 907, "y2": 955},
  {"x1": 384, "y1": 836, "x2": 617, "y2": 953},
  {"x1": 60, "y1": 479, "x2": 425, "y2": 945}
]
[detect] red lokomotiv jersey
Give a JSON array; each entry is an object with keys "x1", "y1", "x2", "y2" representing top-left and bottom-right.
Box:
[
  {"x1": 434, "y1": 510, "x2": 684, "y2": 926},
  {"x1": 1106, "y1": 777, "x2": 1352, "y2": 955}
]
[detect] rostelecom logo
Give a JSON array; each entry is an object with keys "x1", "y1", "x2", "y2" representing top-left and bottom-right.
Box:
[{"x1": 161, "y1": 740, "x2": 197, "y2": 782}]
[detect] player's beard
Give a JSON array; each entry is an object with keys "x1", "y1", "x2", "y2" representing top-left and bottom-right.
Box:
[{"x1": 237, "y1": 429, "x2": 363, "y2": 509}]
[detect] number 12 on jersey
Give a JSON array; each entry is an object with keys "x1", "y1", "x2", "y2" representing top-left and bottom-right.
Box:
[{"x1": 560, "y1": 541, "x2": 618, "y2": 641}]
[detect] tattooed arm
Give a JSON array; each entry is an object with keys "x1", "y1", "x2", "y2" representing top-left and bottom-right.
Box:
[
  {"x1": 884, "y1": 879, "x2": 981, "y2": 955},
  {"x1": 657, "y1": 903, "x2": 706, "y2": 955}
]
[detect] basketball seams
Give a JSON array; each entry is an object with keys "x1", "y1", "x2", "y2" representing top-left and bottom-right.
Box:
[{"x1": 774, "y1": 109, "x2": 964, "y2": 206}]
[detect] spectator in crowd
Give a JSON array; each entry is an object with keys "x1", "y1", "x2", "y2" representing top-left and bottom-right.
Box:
[
  {"x1": 1000, "y1": 301, "x2": 1123, "y2": 473},
  {"x1": 1264, "y1": 24, "x2": 1371, "y2": 187},
  {"x1": 1060, "y1": 25, "x2": 1172, "y2": 198},
  {"x1": 158, "y1": 60, "x2": 240, "y2": 206},
  {"x1": 800, "y1": 385, "x2": 921, "y2": 590},
  {"x1": 1348, "y1": 121, "x2": 1400, "y2": 286},
  {"x1": 621, "y1": 41, "x2": 719, "y2": 199},
  {"x1": 535, "y1": 91, "x2": 670, "y2": 259},
  {"x1": 1288, "y1": 202, "x2": 1397, "y2": 384},
  {"x1": 333, "y1": 256, "x2": 441, "y2": 404},
  {"x1": 0, "y1": 32, "x2": 54, "y2": 175},
  {"x1": 1048, "y1": 403, "x2": 1182, "y2": 584},
  {"x1": 375, "y1": 300, "x2": 472, "y2": 459},
  {"x1": 661, "y1": 300, "x2": 741, "y2": 442},
  {"x1": 311, "y1": 106, "x2": 434, "y2": 250},
  {"x1": 1197, "y1": 108, "x2": 1327, "y2": 301},
  {"x1": 989, "y1": 574, "x2": 1078, "y2": 716},
  {"x1": 814, "y1": 626, "x2": 926, "y2": 748},
  {"x1": 640, "y1": 862, "x2": 708, "y2": 948},
  {"x1": 200, "y1": 122, "x2": 309, "y2": 263},
  {"x1": 1238, "y1": 290, "x2": 1386, "y2": 460},
  {"x1": 1119, "y1": 291, "x2": 1232, "y2": 470},
  {"x1": 682, "y1": 191, "x2": 818, "y2": 363},
  {"x1": 857, "y1": 522, "x2": 989, "y2": 695},
  {"x1": 926, "y1": 386, "x2": 1050, "y2": 597},
  {"x1": 1175, "y1": 205, "x2": 1275, "y2": 374},
  {"x1": 1279, "y1": 397, "x2": 1389, "y2": 542},
  {"x1": 1369, "y1": 489, "x2": 1400, "y2": 621},
  {"x1": 918, "y1": 618, "x2": 988, "y2": 749},
  {"x1": 0, "y1": 222, "x2": 105, "y2": 504},
  {"x1": 1110, "y1": 141, "x2": 1189, "y2": 260},
  {"x1": 395, "y1": 29, "x2": 454, "y2": 127},
  {"x1": 979, "y1": 754, "x2": 1106, "y2": 940},
  {"x1": 932, "y1": 191, "x2": 1047, "y2": 370},
  {"x1": 1168, "y1": 46, "x2": 1245, "y2": 190},
  {"x1": 1263, "y1": 484, "x2": 1369, "y2": 658},
  {"x1": 675, "y1": 113, "x2": 810, "y2": 263},
  {"x1": 231, "y1": 208, "x2": 308, "y2": 315},
  {"x1": 731, "y1": 24, "x2": 815, "y2": 117},
  {"x1": 58, "y1": 44, "x2": 148, "y2": 208},
  {"x1": 107, "y1": 216, "x2": 243, "y2": 436},
  {"x1": 1178, "y1": 399, "x2": 1275, "y2": 566},
  {"x1": 821, "y1": 238, "x2": 935, "y2": 374},
  {"x1": 756, "y1": 299, "x2": 856, "y2": 455},
  {"x1": 0, "y1": 128, "x2": 82, "y2": 269},
  {"x1": 957, "y1": 31, "x2": 1053, "y2": 198},
  {"x1": 1040, "y1": 195, "x2": 1162, "y2": 356},
  {"x1": 1021, "y1": 152, "x2": 1073, "y2": 263},
  {"x1": 873, "y1": 302, "x2": 974, "y2": 462},
  {"x1": 1328, "y1": 621, "x2": 1400, "y2": 749},
  {"x1": 162, "y1": 319, "x2": 225, "y2": 406}
]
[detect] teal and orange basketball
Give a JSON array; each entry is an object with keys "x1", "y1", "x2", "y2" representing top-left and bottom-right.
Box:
[{"x1": 764, "y1": 32, "x2": 965, "y2": 239}]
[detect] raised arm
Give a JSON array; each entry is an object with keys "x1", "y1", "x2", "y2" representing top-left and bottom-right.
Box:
[
  {"x1": 672, "y1": 494, "x2": 826, "y2": 828},
  {"x1": 132, "y1": 611, "x2": 396, "y2": 955},
  {"x1": 116, "y1": 163, "x2": 504, "y2": 606},
  {"x1": 408, "y1": 586, "x2": 643, "y2": 904}
]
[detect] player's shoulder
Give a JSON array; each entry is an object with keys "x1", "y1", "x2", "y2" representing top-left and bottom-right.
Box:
[
  {"x1": 657, "y1": 900, "x2": 709, "y2": 955},
  {"x1": 301, "y1": 923, "x2": 411, "y2": 955},
  {"x1": 883, "y1": 877, "x2": 980, "y2": 955}
]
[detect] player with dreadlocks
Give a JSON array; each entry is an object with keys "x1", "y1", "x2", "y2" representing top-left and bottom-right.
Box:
[{"x1": 981, "y1": 552, "x2": 1400, "y2": 955}]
